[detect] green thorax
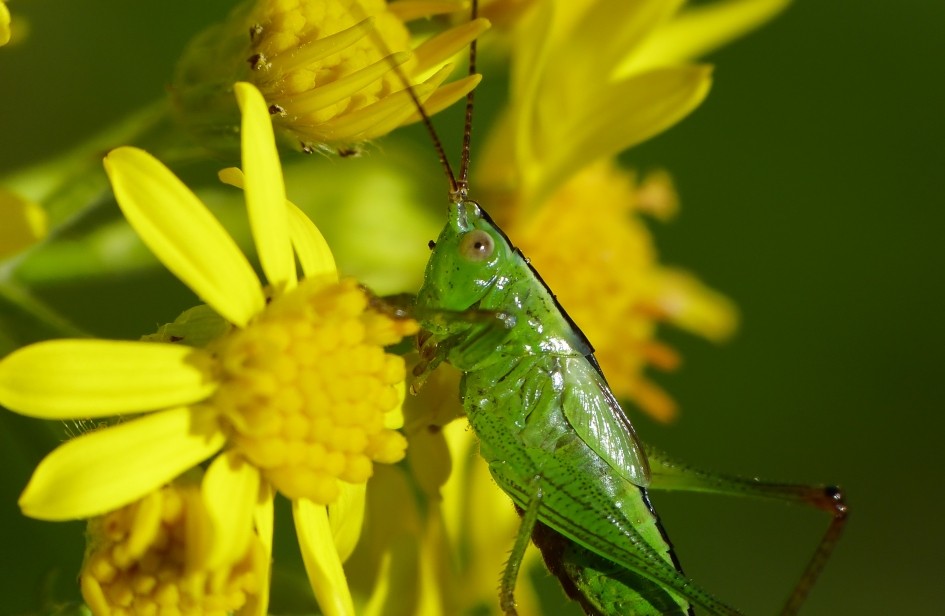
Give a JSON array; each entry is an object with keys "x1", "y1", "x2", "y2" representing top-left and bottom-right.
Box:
[{"x1": 415, "y1": 200, "x2": 591, "y2": 371}]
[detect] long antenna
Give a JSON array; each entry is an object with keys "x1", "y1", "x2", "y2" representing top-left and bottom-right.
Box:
[
  {"x1": 359, "y1": 13, "x2": 458, "y2": 195},
  {"x1": 402, "y1": 75, "x2": 459, "y2": 196},
  {"x1": 456, "y1": 0, "x2": 479, "y2": 201}
]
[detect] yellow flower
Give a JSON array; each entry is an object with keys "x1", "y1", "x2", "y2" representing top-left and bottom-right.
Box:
[
  {"x1": 0, "y1": 188, "x2": 47, "y2": 259},
  {"x1": 0, "y1": 1, "x2": 10, "y2": 46},
  {"x1": 81, "y1": 472, "x2": 269, "y2": 616},
  {"x1": 342, "y1": 364, "x2": 543, "y2": 616},
  {"x1": 173, "y1": 0, "x2": 488, "y2": 156},
  {"x1": 0, "y1": 82, "x2": 416, "y2": 615},
  {"x1": 469, "y1": 0, "x2": 786, "y2": 420},
  {"x1": 480, "y1": 0, "x2": 790, "y2": 211},
  {"x1": 510, "y1": 160, "x2": 736, "y2": 421}
]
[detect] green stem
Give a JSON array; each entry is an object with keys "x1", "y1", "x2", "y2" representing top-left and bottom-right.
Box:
[
  {"x1": 0, "y1": 97, "x2": 209, "y2": 344},
  {"x1": 0, "y1": 280, "x2": 90, "y2": 340}
]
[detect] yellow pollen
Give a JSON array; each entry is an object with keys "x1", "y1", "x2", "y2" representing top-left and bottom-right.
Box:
[
  {"x1": 211, "y1": 277, "x2": 417, "y2": 502},
  {"x1": 80, "y1": 486, "x2": 264, "y2": 616}
]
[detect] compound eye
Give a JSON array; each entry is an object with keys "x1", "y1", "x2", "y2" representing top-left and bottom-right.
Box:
[{"x1": 459, "y1": 229, "x2": 495, "y2": 262}]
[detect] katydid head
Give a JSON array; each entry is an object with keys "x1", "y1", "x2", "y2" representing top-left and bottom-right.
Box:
[
  {"x1": 403, "y1": 0, "x2": 501, "y2": 322},
  {"x1": 416, "y1": 201, "x2": 511, "y2": 313}
]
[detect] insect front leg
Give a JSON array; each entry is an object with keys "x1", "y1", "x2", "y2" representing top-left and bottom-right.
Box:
[
  {"x1": 412, "y1": 308, "x2": 517, "y2": 392},
  {"x1": 644, "y1": 445, "x2": 848, "y2": 616},
  {"x1": 499, "y1": 474, "x2": 543, "y2": 616}
]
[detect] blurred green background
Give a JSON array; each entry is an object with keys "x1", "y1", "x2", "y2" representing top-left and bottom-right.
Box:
[{"x1": 1, "y1": 0, "x2": 943, "y2": 614}]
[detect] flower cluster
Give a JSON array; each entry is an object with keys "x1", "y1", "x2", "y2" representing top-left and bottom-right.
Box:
[
  {"x1": 0, "y1": 80, "x2": 417, "y2": 616},
  {"x1": 0, "y1": 0, "x2": 792, "y2": 614},
  {"x1": 81, "y1": 481, "x2": 268, "y2": 616}
]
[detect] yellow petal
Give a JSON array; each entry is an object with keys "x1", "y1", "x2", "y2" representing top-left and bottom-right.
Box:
[
  {"x1": 440, "y1": 419, "x2": 474, "y2": 549},
  {"x1": 309, "y1": 76, "x2": 438, "y2": 143},
  {"x1": 411, "y1": 18, "x2": 491, "y2": 77},
  {"x1": 293, "y1": 498, "x2": 356, "y2": 616},
  {"x1": 0, "y1": 339, "x2": 218, "y2": 419},
  {"x1": 125, "y1": 490, "x2": 165, "y2": 560},
  {"x1": 234, "y1": 82, "x2": 297, "y2": 293},
  {"x1": 327, "y1": 483, "x2": 366, "y2": 563},
  {"x1": 399, "y1": 74, "x2": 483, "y2": 126},
  {"x1": 416, "y1": 511, "x2": 447, "y2": 616},
  {"x1": 618, "y1": 0, "x2": 792, "y2": 77},
  {"x1": 267, "y1": 17, "x2": 375, "y2": 75},
  {"x1": 361, "y1": 550, "x2": 393, "y2": 616},
  {"x1": 0, "y1": 2, "x2": 10, "y2": 46},
  {"x1": 0, "y1": 188, "x2": 46, "y2": 259},
  {"x1": 218, "y1": 166, "x2": 336, "y2": 283},
  {"x1": 19, "y1": 406, "x2": 225, "y2": 520},
  {"x1": 387, "y1": 1, "x2": 466, "y2": 22},
  {"x1": 384, "y1": 380, "x2": 405, "y2": 430},
  {"x1": 534, "y1": 65, "x2": 712, "y2": 206},
  {"x1": 287, "y1": 202, "x2": 338, "y2": 283},
  {"x1": 281, "y1": 53, "x2": 411, "y2": 118},
  {"x1": 245, "y1": 481, "x2": 275, "y2": 616},
  {"x1": 559, "y1": 0, "x2": 684, "y2": 84},
  {"x1": 218, "y1": 167, "x2": 245, "y2": 189},
  {"x1": 255, "y1": 480, "x2": 275, "y2": 554},
  {"x1": 104, "y1": 147, "x2": 264, "y2": 327},
  {"x1": 509, "y1": 0, "x2": 554, "y2": 174},
  {"x1": 648, "y1": 267, "x2": 739, "y2": 342},
  {"x1": 203, "y1": 451, "x2": 261, "y2": 569},
  {"x1": 345, "y1": 64, "x2": 452, "y2": 142}
]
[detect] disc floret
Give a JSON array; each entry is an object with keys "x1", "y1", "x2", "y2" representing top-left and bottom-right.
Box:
[
  {"x1": 81, "y1": 483, "x2": 266, "y2": 616},
  {"x1": 212, "y1": 277, "x2": 416, "y2": 503}
]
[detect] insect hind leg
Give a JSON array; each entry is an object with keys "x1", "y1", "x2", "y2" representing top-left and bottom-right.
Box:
[{"x1": 644, "y1": 445, "x2": 848, "y2": 616}]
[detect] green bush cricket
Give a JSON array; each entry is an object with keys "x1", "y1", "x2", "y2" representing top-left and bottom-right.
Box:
[{"x1": 391, "y1": 4, "x2": 848, "y2": 614}]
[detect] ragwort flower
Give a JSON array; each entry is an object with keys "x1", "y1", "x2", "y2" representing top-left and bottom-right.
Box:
[
  {"x1": 511, "y1": 160, "x2": 737, "y2": 421},
  {"x1": 173, "y1": 0, "x2": 488, "y2": 156},
  {"x1": 0, "y1": 82, "x2": 417, "y2": 614},
  {"x1": 81, "y1": 469, "x2": 269, "y2": 616},
  {"x1": 472, "y1": 0, "x2": 787, "y2": 419}
]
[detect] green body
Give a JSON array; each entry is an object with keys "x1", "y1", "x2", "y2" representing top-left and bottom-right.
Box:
[{"x1": 415, "y1": 202, "x2": 740, "y2": 616}]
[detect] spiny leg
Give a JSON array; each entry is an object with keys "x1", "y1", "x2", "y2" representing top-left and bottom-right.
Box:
[
  {"x1": 500, "y1": 475, "x2": 542, "y2": 616},
  {"x1": 644, "y1": 445, "x2": 848, "y2": 616}
]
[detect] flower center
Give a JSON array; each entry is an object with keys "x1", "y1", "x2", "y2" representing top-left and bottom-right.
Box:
[
  {"x1": 81, "y1": 486, "x2": 264, "y2": 615},
  {"x1": 211, "y1": 277, "x2": 416, "y2": 503}
]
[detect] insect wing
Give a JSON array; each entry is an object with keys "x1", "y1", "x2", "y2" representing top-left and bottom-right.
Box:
[{"x1": 561, "y1": 356, "x2": 651, "y2": 487}]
